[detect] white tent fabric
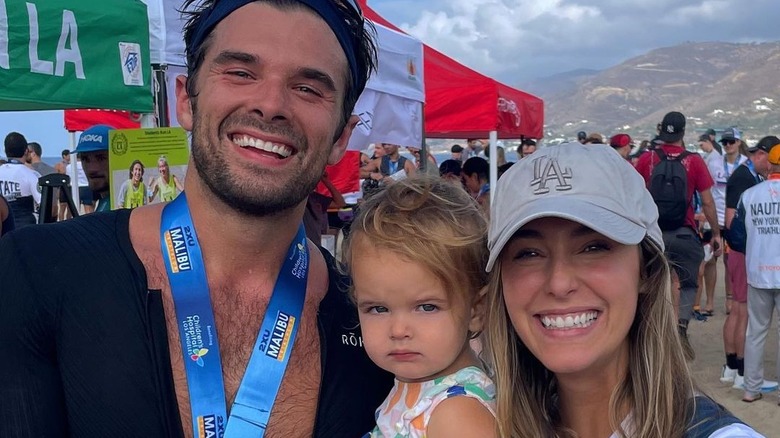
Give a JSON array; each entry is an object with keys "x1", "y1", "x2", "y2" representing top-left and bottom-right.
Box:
[
  {"x1": 348, "y1": 22, "x2": 424, "y2": 151},
  {"x1": 142, "y1": 0, "x2": 187, "y2": 66}
]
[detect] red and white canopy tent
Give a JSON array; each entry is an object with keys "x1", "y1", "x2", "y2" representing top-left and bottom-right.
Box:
[{"x1": 358, "y1": 0, "x2": 545, "y2": 197}]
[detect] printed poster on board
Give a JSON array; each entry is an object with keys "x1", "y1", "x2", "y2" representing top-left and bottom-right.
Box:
[{"x1": 108, "y1": 127, "x2": 189, "y2": 210}]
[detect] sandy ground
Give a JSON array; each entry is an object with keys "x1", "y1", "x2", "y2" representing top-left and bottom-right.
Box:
[{"x1": 687, "y1": 266, "x2": 778, "y2": 437}]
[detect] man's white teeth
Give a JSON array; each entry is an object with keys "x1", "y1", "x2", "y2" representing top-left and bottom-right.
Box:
[
  {"x1": 232, "y1": 135, "x2": 292, "y2": 158},
  {"x1": 541, "y1": 312, "x2": 598, "y2": 330}
]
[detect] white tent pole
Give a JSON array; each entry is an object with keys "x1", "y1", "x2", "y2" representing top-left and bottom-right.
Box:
[
  {"x1": 489, "y1": 131, "x2": 498, "y2": 205},
  {"x1": 68, "y1": 131, "x2": 80, "y2": 210}
]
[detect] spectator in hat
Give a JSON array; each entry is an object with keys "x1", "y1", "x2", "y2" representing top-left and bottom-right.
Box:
[
  {"x1": 576, "y1": 131, "x2": 587, "y2": 144},
  {"x1": 609, "y1": 133, "x2": 632, "y2": 160},
  {"x1": 737, "y1": 142, "x2": 780, "y2": 403},
  {"x1": 721, "y1": 135, "x2": 780, "y2": 391},
  {"x1": 705, "y1": 128, "x2": 723, "y2": 155},
  {"x1": 634, "y1": 111, "x2": 721, "y2": 359},
  {"x1": 585, "y1": 132, "x2": 604, "y2": 144},
  {"x1": 72, "y1": 125, "x2": 114, "y2": 213}
]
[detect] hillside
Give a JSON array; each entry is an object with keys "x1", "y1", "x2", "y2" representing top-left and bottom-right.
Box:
[{"x1": 523, "y1": 42, "x2": 780, "y2": 142}]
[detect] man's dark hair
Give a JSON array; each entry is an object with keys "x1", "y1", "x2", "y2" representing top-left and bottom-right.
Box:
[
  {"x1": 4, "y1": 132, "x2": 28, "y2": 159},
  {"x1": 180, "y1": 0, "x2": 377, "y2": 131},
  {"x1": 28, "y1": 142, "x2": 42, "y2": 157},
  {"x1": 438, "y1": 159, "x2": 461, "y2": 177},
  {"x1": 61, "y1": 149, "x2": 70, "y2": 158},
  {"x1": 128, "y1": 160, "x2": 145, "y2": 178},
  {"x1": 462, "y1": 157, "x2": 489, "y2": 181}
]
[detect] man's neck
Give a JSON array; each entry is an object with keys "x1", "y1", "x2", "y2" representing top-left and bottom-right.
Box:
[
  {"x1": 725, "y1": 151, "x2": 740, "y2": 164},
  {"x1": 30, "y1": 157, "x2": 41, "y2": 164},
  {"x1": 182, "y1": 170, "x2": 305, "y2": 277}
]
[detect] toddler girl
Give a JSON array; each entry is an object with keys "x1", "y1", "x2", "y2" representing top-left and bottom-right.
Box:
[{"x1": 345, "y1": 176, "x2": 496, "y2": 437}]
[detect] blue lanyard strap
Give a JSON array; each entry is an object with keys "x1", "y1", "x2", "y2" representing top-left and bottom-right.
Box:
[
  {"x1": 745, "y1": 159, "x2": 761, "y2": 183},
  {"x1": 161, "y1": 193, "x2": 309, "y2": 437}
]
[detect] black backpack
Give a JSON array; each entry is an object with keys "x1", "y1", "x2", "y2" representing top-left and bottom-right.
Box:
[{"x1": 649, "y1": 149, "x2": 691, "y2": 230}]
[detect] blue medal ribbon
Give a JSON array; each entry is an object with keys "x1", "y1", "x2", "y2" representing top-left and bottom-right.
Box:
[
  {"x1": 161, "y1": 193, "x2": 309, "y2": 437},
  {"x1": 744, "y1": 159, "x2": 761, "y2": 183}
]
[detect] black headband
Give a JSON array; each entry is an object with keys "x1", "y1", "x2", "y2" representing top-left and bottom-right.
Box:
[{"x1": 189, "y1": 0, "x2": 363, "y2": 93}]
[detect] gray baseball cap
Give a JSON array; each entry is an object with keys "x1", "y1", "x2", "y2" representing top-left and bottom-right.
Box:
[{"x1": 486, "y1": 142, "x2": 663, "y2": 272}]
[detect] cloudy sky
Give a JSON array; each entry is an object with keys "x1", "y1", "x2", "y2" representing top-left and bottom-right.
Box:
[
  {"x1": 371, "y1": 0, "x2": 780, "y2": 85},
  {"x1": 2, "y1": 0, "x2": 779, "y2": 156}
]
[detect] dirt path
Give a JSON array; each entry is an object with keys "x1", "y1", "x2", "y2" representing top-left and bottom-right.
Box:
[{"x1": 687, "y1": 269, "x2": 778, "y2": 436}]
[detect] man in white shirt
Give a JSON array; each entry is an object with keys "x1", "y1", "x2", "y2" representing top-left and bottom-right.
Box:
[
  {"x1": 738, "y1": 142, "x2": 780, "y2": 402},
  {"x1": 0, "y1": 132, "x2": 41, "y2": 228}
]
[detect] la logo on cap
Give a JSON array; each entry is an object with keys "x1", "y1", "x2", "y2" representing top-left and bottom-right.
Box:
[{"x1": 531, "y1": 156, "x2": 573, "y2": 195}]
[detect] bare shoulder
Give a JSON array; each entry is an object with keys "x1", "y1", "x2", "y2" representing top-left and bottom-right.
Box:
[{"x1": 426, "y1": 396, "x2": 496, "y2": 438}]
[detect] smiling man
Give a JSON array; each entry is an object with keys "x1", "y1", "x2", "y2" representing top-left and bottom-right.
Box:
[{"x1": 0, "y1": 1, "x2": 391, "y2": 437}]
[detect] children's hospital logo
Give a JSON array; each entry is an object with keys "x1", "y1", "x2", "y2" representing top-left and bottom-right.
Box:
[{"x1": 182, "y1": 315, "x2": 211, "y2": 367}]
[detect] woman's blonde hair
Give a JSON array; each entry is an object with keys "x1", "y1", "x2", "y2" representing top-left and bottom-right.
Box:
[
  {"x1": 484, "y1": 238, "x2": 696, "y2": 438},
  {"x1": 343, "y1": 175, "x2": 488, "y2": 308}
]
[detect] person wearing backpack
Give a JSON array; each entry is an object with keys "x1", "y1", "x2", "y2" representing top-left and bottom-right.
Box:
[{"x1": 634, "y1": 111, "x2": 722, "y2": 360}]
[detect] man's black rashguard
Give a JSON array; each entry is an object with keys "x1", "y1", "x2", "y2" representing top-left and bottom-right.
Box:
[{"x1": 0, "y1": 210, "x2": 391, "y2": 437}]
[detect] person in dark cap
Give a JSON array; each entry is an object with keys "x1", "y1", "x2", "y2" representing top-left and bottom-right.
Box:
[
  {"x1": 577, "y1": 130, "x2": 587, "y2": 144},
  {"x1": 705, "y1": 128, "x2": 722, "y2": 155},
  {"x1": 719, "y1": 135, "x2": 780, "y2": 391},
  {"x1": 0, "y1": 2, "x2": 391, "y2": 437},
  {"x1": 634, "y1": 111, "x2": 722, "y2": 360},
  {"x1": 72, "y1": 124, "x2": 114, "y2": 212}
]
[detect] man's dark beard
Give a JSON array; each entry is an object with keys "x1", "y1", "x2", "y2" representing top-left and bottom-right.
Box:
[{"x1": 190, "y1": 123, "x2": 325, "y2": 217}]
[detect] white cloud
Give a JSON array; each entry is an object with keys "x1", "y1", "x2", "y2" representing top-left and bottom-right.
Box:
[{"x1": 370, "y1": 0, "x2": 780, "y2": 84}]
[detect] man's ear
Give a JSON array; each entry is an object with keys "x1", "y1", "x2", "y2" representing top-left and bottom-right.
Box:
[
  {"x1": 468, "y1": 285, "x2": 489, "y2": 335},
  {"x1": 175, "y1": 75, "x2": 194, "y2": 131},
  {"x1": 329, "y1": 115, "x2": 358, "y2": 165}
]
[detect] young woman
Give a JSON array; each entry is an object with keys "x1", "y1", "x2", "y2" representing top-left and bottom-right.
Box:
[
  {"x1": 345, "y1": 176, "x2": 497, "y2": 437},
  {"x1": 148, "y1": 155, "x2": 183, "y2": 203},
  {"x1": 483, "y1": 142, "x2": 763, "y2": 438}
]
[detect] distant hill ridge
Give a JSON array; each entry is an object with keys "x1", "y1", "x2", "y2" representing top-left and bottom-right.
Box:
[{"x1": 522, "y1": 41, "x2": 780, "y2": 141}]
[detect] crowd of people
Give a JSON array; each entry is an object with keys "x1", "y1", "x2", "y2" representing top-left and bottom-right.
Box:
[{"x1": 1, "y1": 0, "x2": 778, "y2": 437}]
